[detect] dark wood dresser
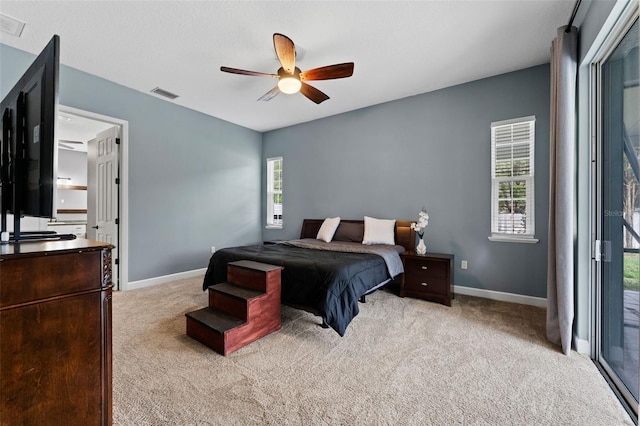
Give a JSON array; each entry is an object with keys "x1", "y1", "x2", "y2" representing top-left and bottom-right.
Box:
[
  {"x1": 0, "y1": 239, "x2": 113, "y2": 426},
  {"x1": 400, "y1": 251, "x2": 454, "y2": 306}
]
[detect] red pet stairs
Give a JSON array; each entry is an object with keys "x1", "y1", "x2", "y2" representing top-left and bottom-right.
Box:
[{"x1": 186, "y1": 260, "x2": 283, "y2": 355}]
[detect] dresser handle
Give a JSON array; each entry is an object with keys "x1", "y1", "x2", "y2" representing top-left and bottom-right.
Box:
[
  {"x1": 421, "y1": 282, "x2": 428, "y2": 286},
  {"x1": 421, "y1": 266, "x2": 428, "y2": 270}
]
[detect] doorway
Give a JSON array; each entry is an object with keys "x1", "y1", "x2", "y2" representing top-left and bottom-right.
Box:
[
  {"x1": 594, "y1": 11, "x2": 639, "y2": 418},
  {"x1": 57, "y1": 105, "x2": 129, "y2": 290}
]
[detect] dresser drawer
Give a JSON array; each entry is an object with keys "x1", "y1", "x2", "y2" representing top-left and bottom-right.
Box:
[
  {"x1": 47, "y1": 223, "x2": 87, "y2": 238},
  {"x1": 1, "y1": 251, "x2": 103, "y2": 307}
]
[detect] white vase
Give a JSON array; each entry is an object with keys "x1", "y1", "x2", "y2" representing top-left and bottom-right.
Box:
[{"x1": 416, "y1": 237, "x2": 427, "y2": 255}]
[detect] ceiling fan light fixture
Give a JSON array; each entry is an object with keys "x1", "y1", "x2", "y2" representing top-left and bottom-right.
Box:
[
  {"x1": 278, "y1": 77, "x2": 301, "y2": 94},
  {"x1": 277, "y1": 66, "x2": 302, "y2": 94}
]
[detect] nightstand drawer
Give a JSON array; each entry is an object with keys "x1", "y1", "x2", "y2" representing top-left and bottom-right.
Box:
[
  {"x1": 405, "y1": 259, "x2": 448, "y2": 280},
  {"x1": 404, "y1": 275, "x2": 448, "y2": 295}
]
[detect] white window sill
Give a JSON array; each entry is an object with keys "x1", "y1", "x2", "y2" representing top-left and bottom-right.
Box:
[
  {"x1": 265, "y1": 225, "x2": 283, "y2": 230},
  {"x1": 488, "y1": 235, "x2": 539, "y2": 244}
]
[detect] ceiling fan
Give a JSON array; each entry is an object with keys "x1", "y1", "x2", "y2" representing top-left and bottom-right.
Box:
[
  {"x1": 58, "y1": 139, "x2": 84, "y2": 150},
  {"x1": 220, "y1": 33, "x2": 354, "y2": 104}
]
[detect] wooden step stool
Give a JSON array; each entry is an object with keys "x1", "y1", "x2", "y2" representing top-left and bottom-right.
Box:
[{"x1": 185, "y1": 260, "x2": 283, "y2": 355}]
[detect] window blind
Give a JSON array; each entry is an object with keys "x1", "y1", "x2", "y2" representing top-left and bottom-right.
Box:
[
  {"x1": 266, "y1": 157, "x2": 283, "y2": 227},
  {"x1": 490, "y1": 117, "x2": 535, "y2": 237}
]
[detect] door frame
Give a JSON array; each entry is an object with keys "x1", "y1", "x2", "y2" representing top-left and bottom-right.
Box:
[
  {"x1": 590, "y1": 1, "x2": 639, "y2": 418},
  {"x1": 59, "y1": 105, "x2": 129, "y2": 291}
]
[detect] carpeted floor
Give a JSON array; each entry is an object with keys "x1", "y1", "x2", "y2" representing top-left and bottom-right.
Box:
[{"x1": 112, "y1": 277, "x2": 634, "y2": 425}]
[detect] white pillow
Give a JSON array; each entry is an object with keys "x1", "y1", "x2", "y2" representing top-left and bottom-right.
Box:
[
  {"x1": 362, "y1": 216, "x2": 396, "y2": 245},
  {"x1": 316, "y1": 217, "x2": 341, "y2": 242}
]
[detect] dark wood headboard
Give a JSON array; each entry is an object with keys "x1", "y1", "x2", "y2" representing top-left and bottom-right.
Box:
[{"x1": 300, "y1": 219, "x2": 415, "y2": 253}]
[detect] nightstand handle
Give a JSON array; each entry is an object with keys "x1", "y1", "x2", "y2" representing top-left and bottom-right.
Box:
[
  {"x1": 421, "y1": 282, "x2": 428, "y2": 286},
  {"x1": 421, "y1": 266, "x2": 428, "y2": 270}
]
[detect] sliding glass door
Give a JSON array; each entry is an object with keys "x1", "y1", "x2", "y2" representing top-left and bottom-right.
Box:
[{"x1": 596, "y1": 14, "x2": 639, "y2": 417}]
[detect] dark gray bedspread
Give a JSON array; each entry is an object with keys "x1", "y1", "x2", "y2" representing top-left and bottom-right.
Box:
[{"x1": 202, "y1": 241, "x2": 403, "y2": 336}]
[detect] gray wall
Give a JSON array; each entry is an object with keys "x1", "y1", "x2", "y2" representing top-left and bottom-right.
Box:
[
  {"x1": 1, "y1": 42, "x2": 551, "y2": 297},
  {"x1": 1, "y1": 43, "x2": 263, "y2": 282},
  {"x1": 263, "y1": 64, "x2": 551, "y2": 298},
  {"x1": 58, "y1": 149, "x2": 88, "y2": 187}
]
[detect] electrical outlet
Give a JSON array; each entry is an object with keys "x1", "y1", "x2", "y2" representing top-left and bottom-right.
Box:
[
  {"x1": 461, "y1": 260, "x2": 468, "y2": 270},
  {"x1": 210, "y1": 246, "x2": 216, "y2": 254}
]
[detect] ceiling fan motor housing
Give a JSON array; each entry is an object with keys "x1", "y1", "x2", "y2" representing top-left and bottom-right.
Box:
[{"x1": 277, "y1": 66, "x2": 301, "y2": 79}]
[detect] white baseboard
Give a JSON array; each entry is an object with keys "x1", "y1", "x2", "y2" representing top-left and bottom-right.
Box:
[
  {"x1": 126, "y1": 268, "x2": 207, "y2": 291},
  {"x1": 454, "y1": 285, "x2": 547, "y2": 308},
  {"x1": 574, "y1": 335, "x2": 591, "y2": 355}
]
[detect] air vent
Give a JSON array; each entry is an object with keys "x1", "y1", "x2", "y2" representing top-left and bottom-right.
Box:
[
  {"x1": 150, "y1": 87, "x2": 179, "y2": 100},
  {"x1": 0, "y1": 13, "x2": 25, "y2": 37}
]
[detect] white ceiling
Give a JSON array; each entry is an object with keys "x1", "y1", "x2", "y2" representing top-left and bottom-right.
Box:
[{"x1": 0, "y1": 0, "x2": 576, "y2": 133}]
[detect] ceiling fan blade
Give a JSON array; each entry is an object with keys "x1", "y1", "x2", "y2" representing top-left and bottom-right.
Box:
[
  {"x1": 59, "y1": 143, "x2": 75, "y2": 150},
  {"x1": 220, "y1": 66, "x2": 277, "y2": 78},
  {"x1": 59, "y1": 139, "x2": 84, "y2": 145},
  {"x1": 300, "y1": 62, "x2": 355, "y2": 81},
  {"x1": 258, "y1": 86, "x2": 281, "y2": 102},
  {"x1": 300, "y1": 83, "x2": 329, "y2": 104},
  {"x1": 273, "y1": 33, "x2": 296, "y2": 74}
]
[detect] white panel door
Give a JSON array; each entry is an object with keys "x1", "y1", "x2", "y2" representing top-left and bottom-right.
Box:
[{"x1": 88, "y1": 126, "x2": 119, "y2": 285}]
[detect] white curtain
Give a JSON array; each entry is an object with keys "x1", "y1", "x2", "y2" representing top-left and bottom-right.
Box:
[{"x1": 547, "y1": 26, "x2": 578, "y2": 355}]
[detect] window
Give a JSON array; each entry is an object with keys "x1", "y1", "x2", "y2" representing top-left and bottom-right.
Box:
[
  {"x1": 266, "y1": 157, "x2": 283, "y2": 228},
  {"x1": 489, "y1": 116, "x2": 538, "y2": 243}
]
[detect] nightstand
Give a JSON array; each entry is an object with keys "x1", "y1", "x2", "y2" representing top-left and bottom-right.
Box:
[{"x1": 400, "y1": 252, "x2": 454, "y2": 306}]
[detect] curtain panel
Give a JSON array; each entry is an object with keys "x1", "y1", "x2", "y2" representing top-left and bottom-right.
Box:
[{"x1": 547, "y1": 26, "x2": 578, "y2": 355}]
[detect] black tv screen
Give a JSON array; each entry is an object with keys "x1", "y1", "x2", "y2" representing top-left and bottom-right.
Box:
[{"x1": 0, "y1": 35, "x2": 59, "y2": 219}]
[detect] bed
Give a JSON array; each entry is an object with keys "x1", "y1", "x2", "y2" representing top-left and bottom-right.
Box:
[{"x1": 202, "y1": 218, "x2": 415, "y2": 336}]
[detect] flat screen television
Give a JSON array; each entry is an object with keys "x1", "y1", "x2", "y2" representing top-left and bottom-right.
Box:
[{"x1": 0, "y1": 35, "x2": 61, "y2": 242}]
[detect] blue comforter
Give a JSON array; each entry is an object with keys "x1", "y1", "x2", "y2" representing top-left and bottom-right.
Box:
[{"x1": 202, "y1": 242, "x2": 397, "y2": 336}]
